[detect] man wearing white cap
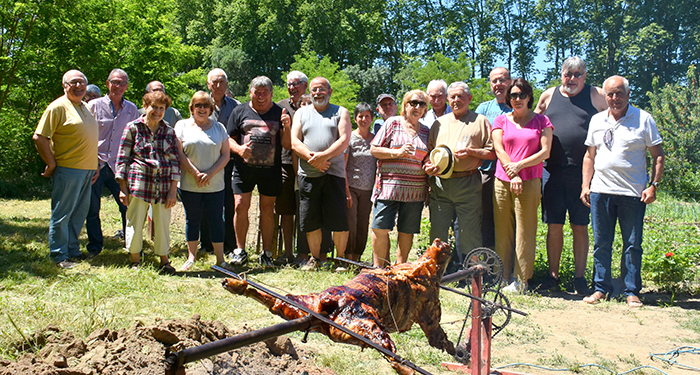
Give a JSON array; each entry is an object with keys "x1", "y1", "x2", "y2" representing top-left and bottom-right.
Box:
[{"x1": 424, "y1": 81, "x2": 495, "y2": 263}]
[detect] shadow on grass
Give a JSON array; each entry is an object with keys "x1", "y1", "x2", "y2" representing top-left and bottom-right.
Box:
[
  {"x1": 0, "y1": 174, "x2": 52, "y2": 200},
  {"x1": 177, "y1": 265, "x2": 280, "y2": 280},
  {"x1": 0, "y1": 216, "x2": 56, "y2": 280}
]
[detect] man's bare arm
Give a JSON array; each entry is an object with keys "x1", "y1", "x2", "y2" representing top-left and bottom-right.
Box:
[
  {"x1": 33, "y1": 134, "x2": 57, "y2": 178},
  {"x1": 291, "y1": 110, "x2": 313, "y2": 161},
  {"x1": 580, "y1": 146, "x2": 597, "y2": 207},
  {"x1": 591, "y1": 86, "x2": 608, "y2": 112},
  {"x1": 641, "y1": 144, "x2": 665, "y2": 204},
  {"x1": 534, "y1": 87, "x2": 554, "y2": 114}
]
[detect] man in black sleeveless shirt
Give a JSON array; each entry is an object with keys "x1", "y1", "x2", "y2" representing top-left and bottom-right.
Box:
[{"x1": 535, "y1": 57, "x2": 607, "y2": 294}]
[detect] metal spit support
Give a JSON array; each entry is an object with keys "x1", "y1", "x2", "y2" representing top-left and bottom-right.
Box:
[{"x1": 439, "y1": 249, "x2": 531, "y2": 375}]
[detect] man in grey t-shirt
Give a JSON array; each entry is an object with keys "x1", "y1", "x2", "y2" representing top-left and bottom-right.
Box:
[{"x1": 291, "y1": 77, "x2": 352, "y2": 270}]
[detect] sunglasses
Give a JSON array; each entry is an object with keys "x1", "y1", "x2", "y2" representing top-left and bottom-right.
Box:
[
  {"x1": 604, "y1": 128, "x2": 614, "y2": 150},
  {"x1": 193, "y1": 103, "x2": 211, "y2": 109},
  {"x1": 508, "y1": 92, "x2": 528, "y2": 100},
  {"x1": 563, "y1": 72, "x2": 584, "y2": 79},
  {"x1": 407, "y1": 100, "x2": 427, "y2": 108},
  {"x1": 109, "y1": 80, "x2": 128, "y2": 87}
]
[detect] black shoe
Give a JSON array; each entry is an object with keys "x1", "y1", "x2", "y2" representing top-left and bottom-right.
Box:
[
  {"x1": 535, "y1": 274, "x2": 560, "y2": 292},
  {"x1": 86, "y1": 252, "x2": 100, "y2": 260},
  {"x1": 112, "y1": 230, "x2": 124, "y2": 240},
  {"x1": 159, "y1": 262, "x2": 176, "y2": 275},
  {"x1": 57, "y1": 260, "x2": 77, "y2": 269},
  {"x1": 260, "y1": 252, "x2": 275, "y2": 267},
  {"x1": 229, "y1": 249, "x2": 248, "y2": 266},
  {"x1": 275, "y1": 254, "x2": 296, "y2": 266},
  {"x1": 574, "y1": 277, "x2": 591, "y2": 295},
  {"x1": 69, "y1": 253, "x2": 88, "y2": 263}
]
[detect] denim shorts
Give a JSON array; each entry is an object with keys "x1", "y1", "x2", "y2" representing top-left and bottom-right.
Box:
[{"x1": 371, "y1": 200, "x2": 424, "y2": 234}]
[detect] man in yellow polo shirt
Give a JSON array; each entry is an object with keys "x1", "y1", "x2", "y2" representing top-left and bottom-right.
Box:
[{"x1": 33, "y1": 69, "x2": 99, "y2": 269}]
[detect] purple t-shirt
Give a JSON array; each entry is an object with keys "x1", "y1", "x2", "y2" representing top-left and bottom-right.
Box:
[{"x1": 492, "y1": 113, "x2": 553, "y2": 182}]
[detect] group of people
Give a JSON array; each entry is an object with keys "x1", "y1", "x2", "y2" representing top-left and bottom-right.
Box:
[{"x1": 35, "y1": 56, "x2": 664, "y2": 306}]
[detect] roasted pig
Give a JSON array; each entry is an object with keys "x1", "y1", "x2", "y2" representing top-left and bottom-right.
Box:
[{"x1": 222, "y1": 239, "x2": 455, "y2": 374}]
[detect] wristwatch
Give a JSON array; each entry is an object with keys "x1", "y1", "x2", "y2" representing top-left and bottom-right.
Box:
[{"x1": 650, "y1": 181, "x2": 660, "y2": 188}]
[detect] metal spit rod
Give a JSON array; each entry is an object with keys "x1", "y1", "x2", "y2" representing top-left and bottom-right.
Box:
[{"x1": 165, "y1": 314, "x2": 319, "y2": 374}]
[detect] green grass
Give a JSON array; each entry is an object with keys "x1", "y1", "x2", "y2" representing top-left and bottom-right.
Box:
[{"x1": 0, "y1": 192, "x2": 698, "y2": 373}]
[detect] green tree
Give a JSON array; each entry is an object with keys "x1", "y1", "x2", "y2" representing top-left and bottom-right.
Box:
[
  {"x1": 277, "y1": 52, "x2": 360, "y2": 112},
  {"x1": 0, "y1": 0, "x2": 196, "y2": 196},
  {"x1": 394, "y1": 53, "x2": 489, "y2": 109},
  {"x1": 501, "y1": 0, "x2": 538, "y2": 80},
  {"x1": 620, "y1": 0, "x2": 700, "y2": 106},
  {"x1": 212, "y1": 0, "x2": 302, "y2": 84},
  {"x1": 345, "y1": 65, "x2": 394, "y2": 106},
  {"x1": 578, "y1": 0, "x2": 625, "y2": 86},
  {"x1": 449, "y1": 0, "x2": 502, "y2": 78},
  {"x1": 647, "y1": 65, "x2": 700, "y2": 197},
  {"x1": 534, "y1": 0, "x2": 585, "y2": 81},
  {"x1": 297, "y1": 0, "x2": 385, "y2": 69}
]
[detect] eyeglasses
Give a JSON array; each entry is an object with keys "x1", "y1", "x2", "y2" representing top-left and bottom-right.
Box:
[
  {"x1": 407, "y1": 100, "x2": 427, "y2": 108},
  {"x1": 287, "y1": 81, "x2": 304, "y2": 88},
  {"x1": 65, "y1": 79, "x2": 87, "y2": 87},
  {"x1": 109, "y1": 80, "x2": 128, "y2": 87},
  {"x1": 193, "y1": 103, "x2": 210, "y2": 109},
  {"x1": 563, "y1": 72, "x2": 583, "y2": 79},
  {"x1": 508, "y1": 92, "x2": 528, "y2": 100},
  {"x1": 604, "y1": 128, "x2": 614, "y2": 150}
]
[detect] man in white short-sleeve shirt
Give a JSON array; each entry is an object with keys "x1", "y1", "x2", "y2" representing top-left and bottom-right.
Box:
[{"x1": 580, "y1": 75, "x2": 664, "y2": 308}]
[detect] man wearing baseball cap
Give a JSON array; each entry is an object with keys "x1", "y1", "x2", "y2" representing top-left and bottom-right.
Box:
[{"x1": 373, "y1": 93, "x2": 397, "y2": 134}]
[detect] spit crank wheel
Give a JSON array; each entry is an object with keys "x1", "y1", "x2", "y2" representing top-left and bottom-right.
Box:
[{"x1": 463, "y1": 247, "x2": 503, "y2": 289}]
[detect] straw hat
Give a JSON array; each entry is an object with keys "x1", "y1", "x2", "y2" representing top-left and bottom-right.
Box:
[{"x1": 429, "y1": 144, "x2": 454, "y2": 179}]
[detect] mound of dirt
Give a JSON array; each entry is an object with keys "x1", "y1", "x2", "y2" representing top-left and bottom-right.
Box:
[{"x1": 0, "y1": 314, "x2": 335, "y2": 375}]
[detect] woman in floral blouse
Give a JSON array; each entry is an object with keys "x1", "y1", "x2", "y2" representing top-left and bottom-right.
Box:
[
  {"x1": 116, "y1": 91, "x2": 180, "y2": 274},
  {"x1": 369, "y1": 90, "x2": 430, "y2": 267}
]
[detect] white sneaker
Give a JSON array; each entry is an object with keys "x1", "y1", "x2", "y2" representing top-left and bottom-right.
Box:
[{"x1": 502, "y1": 280, "x2": 528, "y2": 294}]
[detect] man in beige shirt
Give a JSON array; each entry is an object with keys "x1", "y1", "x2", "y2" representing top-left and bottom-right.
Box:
[{"x1": 424, "y1": 81, "x2": 495, "y2": 264}]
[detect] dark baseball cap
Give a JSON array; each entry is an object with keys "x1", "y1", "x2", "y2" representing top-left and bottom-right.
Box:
[{"x1": 376, "y1": 93, "x2": 396, "y2": 105}]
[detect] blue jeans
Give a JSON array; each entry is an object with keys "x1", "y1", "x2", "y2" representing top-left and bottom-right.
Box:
[
  {"x1": 590, "y1": 192, "x2": 646, "y2": 296},
  {"x1": 201, "y1": 161, "x2": 237, "y2": 252},
  {"x1": 180, "y1": 189, "x2": 225, "y2": 242},
  {"x1": 86, "y1": 165, "x2": 126, "y2": 254},
  {"x1": 49, "y1": 167, "x2": 94, "y2": 263}
]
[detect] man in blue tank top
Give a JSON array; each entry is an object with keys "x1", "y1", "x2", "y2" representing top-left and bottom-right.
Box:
[{"x1": 534, "y1": 57, "x2": 607, "y2": 294}]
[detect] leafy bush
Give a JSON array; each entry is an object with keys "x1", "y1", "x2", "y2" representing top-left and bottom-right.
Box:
[{"x1": 643, "y1": 250, "x2": 696, "y2": 293}]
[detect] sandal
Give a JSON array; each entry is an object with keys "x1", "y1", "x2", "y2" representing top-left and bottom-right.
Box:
[
  {"x1": 626, "y1": 295, "x2": 643, "y2": 308},
  {"x1": 181, "y1": 259, "x2": 195, "y2": 271},
  {"x1": 583, "y1": 291, "x2": 606, "y2": 304},
  {"x1": 160, "y1": 262, "x2": 176, "y2": 275}
]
